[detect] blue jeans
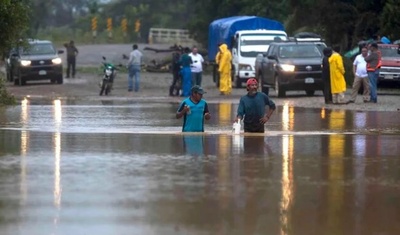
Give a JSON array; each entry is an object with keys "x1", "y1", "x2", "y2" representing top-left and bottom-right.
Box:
[
  {"x1": 128, "y1": 65, "x2": 141, "y2": 92},
  {"x1": 367, "y1": 70, "x2": 378, "y2": 102},
  {"x1": 191, "y1": 72, "x2": 202, "y2": 86}
]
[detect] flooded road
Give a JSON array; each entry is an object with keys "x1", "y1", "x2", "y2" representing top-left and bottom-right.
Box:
[{"x1": 1, "y1": 99, "x2": 400, "y2": 235}]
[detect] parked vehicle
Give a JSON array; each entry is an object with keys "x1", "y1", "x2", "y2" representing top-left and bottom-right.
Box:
[
  {"x1": 99, "y1": 56, "x2": 120, "y2": 96},
  {"x1": 256, "y1": 40, "x2": 326, "y2": 97},
  {"x1": 208, "y1": 16, "x2": 287, "y2": 88},
  {"x1": 378, "y1": 43, "x2": 400, "y2": 84},
  {"x1": 6, "y1": 39, "x2": 64, "y2": 86}
]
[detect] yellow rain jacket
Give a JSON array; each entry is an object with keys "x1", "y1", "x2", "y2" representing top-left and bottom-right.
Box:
[
  {"x1": 328, "y1": 52, "x2": 346, "y2": 94},
  {"x1": 218, "y1": 44, "x2": 232, "y2": 94}
]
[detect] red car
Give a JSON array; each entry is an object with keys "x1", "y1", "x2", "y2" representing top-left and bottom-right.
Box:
[{"x1": 378, "y1": 44, "x2": 400, "y2": 83}]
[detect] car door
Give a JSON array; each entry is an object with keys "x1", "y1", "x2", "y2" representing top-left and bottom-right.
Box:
[{"x1": 262, "y1": 45, "x2": 277, "y2": 85}]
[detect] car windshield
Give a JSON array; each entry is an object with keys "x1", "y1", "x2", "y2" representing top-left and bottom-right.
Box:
[
  {"x1": 379, "y1": 46, "x2": 400, "y2": 58},
  {"x1": 240, "y1": 34, "x2": 287, "y2": 57},
  {"x1": 22, "y1": 43, "x2": 56, "y2": 55},
  {"x1": 278, "y1": 45, "x2": 322, "y2": 58}
]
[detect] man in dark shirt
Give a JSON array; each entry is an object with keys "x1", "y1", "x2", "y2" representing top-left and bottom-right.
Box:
[
  {"x1": 235, "y1": 78, "x2": 276, "y2": 133},
  {"x1": 64, "y1": 40, "x2": 79, "y2": 78},
  {"x1": 322, "y1": 47, "x2": 333, "y2": 104}
]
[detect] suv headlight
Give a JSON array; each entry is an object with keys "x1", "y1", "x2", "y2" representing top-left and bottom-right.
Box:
[
  {"x1": 52, "y1": 58, "x2": 62, "y2": 64},
  {"x1": 20, "y1": 60, "x2": 31, "y2": 66},
  {"x1": 279, "y1": 64, "x2": 295, "y2": 72},
  {"x1": 238, "y1": 64, "x2": 253, "y2": 71}
]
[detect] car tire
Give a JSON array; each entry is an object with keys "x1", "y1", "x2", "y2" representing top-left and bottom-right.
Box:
[
  {"x1": 57, "y1": 75, "x2": 63, "y2": 84},
  {"x1": 14, "y1": 73, "x2": 25, "y2": 86},
  {"x1": 275, "y1": 76, "x2": 285, "y2": 97},
  {"x1": 234, "y1": 75, "x2": 242, "y2": 88},
  {"x1": 259, "y1": 74, "x2": 269, "y2": 95},
  {"x1": 306, "y1": 90, "x2": 315, "y2": 96}
]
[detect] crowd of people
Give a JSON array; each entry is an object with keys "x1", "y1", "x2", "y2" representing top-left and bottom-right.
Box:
[{"x1": 322, "y1": 42, "x2": 382, "y2": 104}]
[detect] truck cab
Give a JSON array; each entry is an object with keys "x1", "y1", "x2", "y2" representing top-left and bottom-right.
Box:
[
  {"x1": 231, "y1": 30, "x2": 287, "y2": 88},
  {"x1": 378, "y1": 43, "x2": 400, "y2": 83}
]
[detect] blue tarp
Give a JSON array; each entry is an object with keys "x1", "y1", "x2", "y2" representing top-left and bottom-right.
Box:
[{"x1": 208, "y1": 16, "x2": 285, "y2": 60}]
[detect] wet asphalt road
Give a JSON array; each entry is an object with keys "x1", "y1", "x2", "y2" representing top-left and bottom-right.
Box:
[{"x1": 0, "y1": 100, "x2": 400, "y2": 235}]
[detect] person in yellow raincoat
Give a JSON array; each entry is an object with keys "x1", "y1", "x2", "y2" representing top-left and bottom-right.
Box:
[
  {"x1": 218, "y1": 44, "x2": 232, "y2": 95},
  {"x1": 328, "y1": 47, "x2": 347, "y2": 104}
]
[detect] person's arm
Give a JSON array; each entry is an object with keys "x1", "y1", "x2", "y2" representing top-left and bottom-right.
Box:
[
  {"x1": 336, "y1": 55, "x2": 345, "y2": 75},
  {"x1": 203, "y1": 102, "x2": 211, "y2": 120},
  {"x1": 127, "y1": 51, "x2": 133, "y2": 67},
  {"x1": 74, "y1": 46, "x2": 79, "y2": 54},
  {"x1": 235, "y1": 97, "x2": 245, "y2": 122},
  {"x1": 176, "y1": 102, "x2": 189, "y2": 119},
  {"x1": 353, "y1": 58, "x2": 357, "y2": 75},
  {"x1": 260, "y1": 95, "x2": 276, "y2": 124}
]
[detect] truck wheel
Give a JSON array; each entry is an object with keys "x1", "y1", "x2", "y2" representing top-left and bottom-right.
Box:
[
  {"x1": 235, "y1": 76, "x2": 242, "y2": 88},
  {"x1": 275, "y1": 76, "x2": 285, "y2": 97},
  {"x1": 306, "y1": 90, "x2": 315, "y2": 96},
  {"x1": 259, "y1": 74, "x2": 269, "y2": 95},
  {"x1": 57, "y1": 75, "x2": 63, "y2": 84}
]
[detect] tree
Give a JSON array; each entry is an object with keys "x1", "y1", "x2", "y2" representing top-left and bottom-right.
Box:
[
  {"x1": 380, "y1": 0, "x2": 400, "y2": 41},
  {"x1": 0, "y1": 0, "x2": 31, "y2": 54}
]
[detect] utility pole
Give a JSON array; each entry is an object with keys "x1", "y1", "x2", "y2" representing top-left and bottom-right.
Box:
[
  {"x1": 121, "y1": 18, "x2": 128, "y2": 42},
  {"x1": 107, "y1": 17, "x2": 113, "y2": 42},
  {"x1": 91, "y1": 16, "x2": 97, "y2": 43}
]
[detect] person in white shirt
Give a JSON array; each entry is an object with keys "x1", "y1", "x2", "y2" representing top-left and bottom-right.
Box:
[
  {"x1": 127, "y1": 44, "x2": 143, "y2": 92},
  {"x1": 348, "y1": 47, "x2": 370, "y2": 103},
  {"x1": 188, "y1": 46, "x2": 204, "y2": 86}
]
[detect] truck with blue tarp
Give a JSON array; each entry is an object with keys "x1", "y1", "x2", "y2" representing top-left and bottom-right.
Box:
[{"x1": 208, "y1": 16, "x2": 287, "y2": 87}]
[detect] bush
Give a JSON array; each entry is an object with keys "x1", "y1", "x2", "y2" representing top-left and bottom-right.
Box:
[{"x1": 0, "y1": 76, "x2": 17, "y2": 106}]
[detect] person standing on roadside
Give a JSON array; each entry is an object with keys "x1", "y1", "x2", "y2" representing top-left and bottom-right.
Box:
[
  {"x1": 364, "y1": 43, "x2": 381, "y2": 103},
  {"x1": 218, "y1": 43, "x2": 232, "y2": 95},
  {"x1": 348, "y1": 47, "x2": 370, "y2": 103},
  {"x1": 179, "y1": 47, "x2": 193, "y2": 97},
  {"x1": 234, "y1": 78, "x2": 276, "y2": 133},
  {"x1": 176, "y1": 85, "x2": 211, "y2": 132},
  {"x1": 328, "y1": 47, "x2": 347, "y2": 104},
  {"x1": 189, "y1": 46, "x2": 205, "y2": 86},
  {"x1": 127, "y1": 44, "x2": 143, "y2": 92},
  {"x1": 64, "y1": 40, "x2": 79, "y2": 78},
  {"x1": 169, "y1": 47, "x2": 182, "y2": 96},
  {"x1": 322, "y1": 47, "x2": 333, "y2": 104}
]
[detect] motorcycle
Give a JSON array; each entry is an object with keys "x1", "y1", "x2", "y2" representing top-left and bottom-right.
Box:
[{"x1": 99, "y1": 56, "x2": 121, "y2": 96}]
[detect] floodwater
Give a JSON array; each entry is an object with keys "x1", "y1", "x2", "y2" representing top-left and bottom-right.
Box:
[{"x1": 0, "y1": 99, "x2": 400, "y2": 235}]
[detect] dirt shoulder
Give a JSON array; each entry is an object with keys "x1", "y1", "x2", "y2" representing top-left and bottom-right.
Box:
[{"x1": 3, "y1": 70, "x2": 400, "y2": 112}]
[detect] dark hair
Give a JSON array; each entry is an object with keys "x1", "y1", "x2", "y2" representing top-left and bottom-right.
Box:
[
  {"x1": 323, "y1": 47, "x2": 333, "y2": 57},
  {"x1": 133, "y1": 44, "x2": 138, "y2": 49},
  {"x1": 370, "y1": 42, "x2": 378, "y2": 49},
  {"x1": 184, "y1": 47, "x2": 190, "y2": 53}
]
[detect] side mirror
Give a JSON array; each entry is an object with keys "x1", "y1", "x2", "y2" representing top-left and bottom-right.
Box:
[
  {"x1": 58, "y1": 50, "x2": 64, "y2": 54},
  {"x1": 11, "y1": 53, "x2": 18, "y2": 57},
  {"x1": 267, "y1": 55, "x2": 277, "y2": 60}
]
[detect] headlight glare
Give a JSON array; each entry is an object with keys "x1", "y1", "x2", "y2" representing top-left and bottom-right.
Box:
[
  {"x1": 280, "y1": 64, "x2": 295, "y2": 72},
  {"x1": 20, "y1": 60, "x2": 31, "y2": 66},
  {"x1": 52, "y1": 58, "x2": 62, "y2": 64}
]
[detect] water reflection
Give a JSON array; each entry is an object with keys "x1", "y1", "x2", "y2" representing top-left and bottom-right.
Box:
[
  {"x1": 183, "y1": 135, "x2": 205, "y2": 156},
  {"x1": 280, "y1": 135, "x2": 294, "y2": 235},
  {"x1": 53, "y1": 99, "x2": 62, "y2": 208},
  {"x1": 0, "y1": 100, "x2": 400, "y2": 234}
]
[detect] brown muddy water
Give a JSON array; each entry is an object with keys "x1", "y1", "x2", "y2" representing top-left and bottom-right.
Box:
[{"x1": 0, "y1": 99, "x2": 400, "y2": 235}]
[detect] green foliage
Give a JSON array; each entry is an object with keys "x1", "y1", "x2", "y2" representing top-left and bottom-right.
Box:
[
  {"x1": 0, "y1": 77, "x2": 17, "y2": 106},
  {"x1": 380, "y1": 0, "x2": 400, "y2": 41},
  {"x1": 0, "y1": 0, "x2": 30, "y2": 54}
]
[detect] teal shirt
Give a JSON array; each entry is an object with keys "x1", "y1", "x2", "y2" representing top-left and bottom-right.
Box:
[
  {"x1": 177, "y1": 98, "x2": 209, "y2": 132},
  {"x1": 237, "y1": 92, "x2": 276, "y2": 125}
]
